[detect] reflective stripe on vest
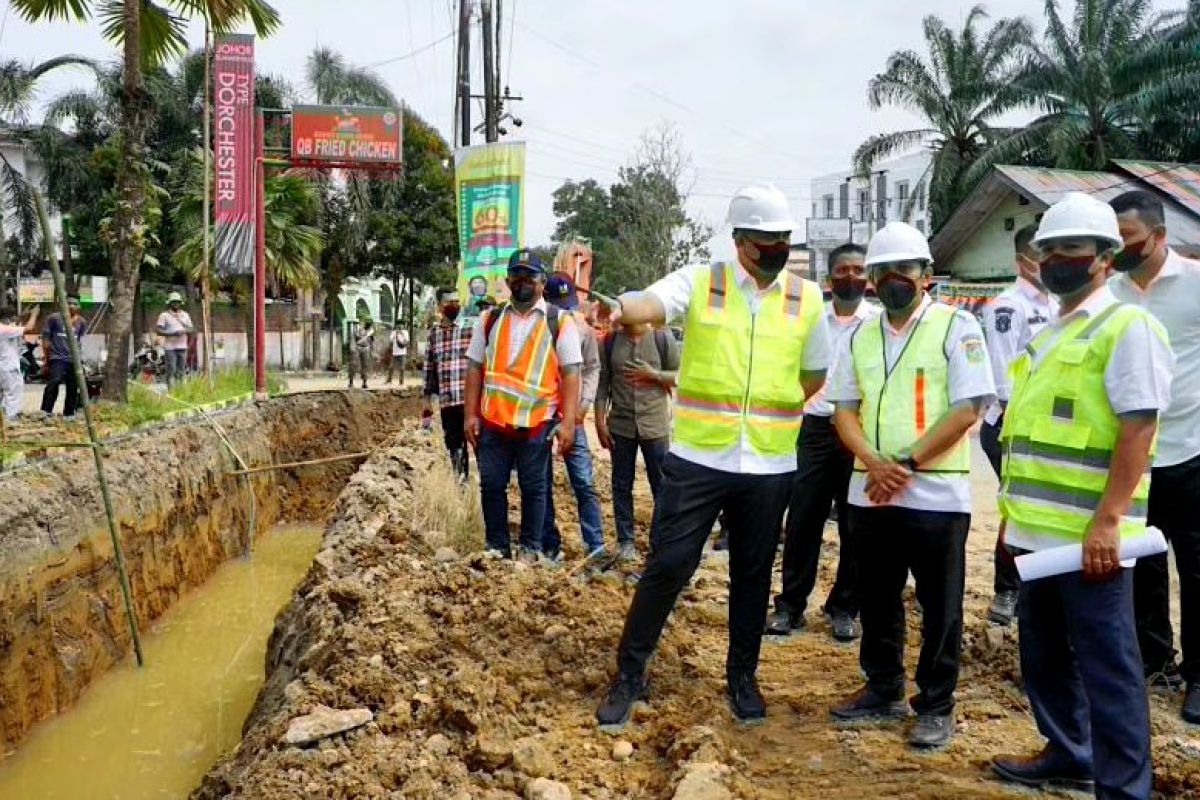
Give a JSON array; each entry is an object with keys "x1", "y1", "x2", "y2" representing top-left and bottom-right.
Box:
[
  {"x1": 998, "y1": 301, "x2": 1162, "y2": 543},
  {"x1": 851, "y1": 302, "x2": 969, "y2": 473},
  {"x1": 673, "y1": 263, "x2": 823, "y2": 458},
  {"x1": 480, "y1": 306, "x2": 560, "y2": 428}
]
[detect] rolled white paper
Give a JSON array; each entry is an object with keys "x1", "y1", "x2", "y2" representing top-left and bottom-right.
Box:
[{"x1": 1015, "y1": 528, "x2": 1168, "y2": 582}]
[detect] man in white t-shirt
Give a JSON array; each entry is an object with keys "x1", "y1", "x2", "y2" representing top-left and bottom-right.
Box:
[
  {"x1": 827, "y1": 222, "x2": 994, "y2": 750},
  {"x1": 155, "y1": 292, "x2": 194, "y2": 387},
  {"x1": 386, "y1": 325, "x2": 410, "y2": 385},
  {"x1": 766, "y1": 242, "x2": 880, "y2": 642},
  {"x1": 1108, "y1": 190, "x2": 1200, "y2": 721}
]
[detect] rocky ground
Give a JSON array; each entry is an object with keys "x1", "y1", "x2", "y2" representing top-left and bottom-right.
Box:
[{"x1": 195, "y1": 426, "x2": 1200, "y2": 799}]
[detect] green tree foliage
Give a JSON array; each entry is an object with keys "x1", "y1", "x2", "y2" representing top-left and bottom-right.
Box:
[
  {"x1": 551, "y1": 124, "x2": 711, "y2": 294},
  {"x1": 973, "y1": 0, "x2": 1200, "y2": 177},
  {"x1": 853, "y1": 5, "x2": 1033, "y2": 229}
]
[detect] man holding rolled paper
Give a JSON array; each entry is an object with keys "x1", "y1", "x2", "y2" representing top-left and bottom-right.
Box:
[{"x1": 991, "y1": 192, "x2": 1174, "y2": 799}]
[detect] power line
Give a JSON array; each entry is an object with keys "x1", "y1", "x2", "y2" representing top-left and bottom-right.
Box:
[
  {"x1": 515, "y1": 20, "x2": 811, "y2": 169},
  {"x1": 505, "y1": 0, "x2": 518, "y2": 88},
  {"x1": 364, "y1": 30, "x2": 456, "y2": 69}
]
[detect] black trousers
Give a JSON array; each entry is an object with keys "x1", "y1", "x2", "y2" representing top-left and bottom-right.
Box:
[
  {"x1": 980, "y1": 417, "x2": 1021, "y2": 595},
  {"x1": 40, "y1": 359, "x2": 79, "y2": 417},
  {"x1": 616, "y1": 454, "x2": 793, "y2": 678},
  {"x1": 774, "y1": 414, "x2": 857, "y2": 617},
  {"x1": 439, "y1": 404, "x2": 469, "y2": 480},
  {"x1": 850, "y1": 505, "x2": 969, "y2": 715},
  {"x1": 1134, "y1": 452, "x2": 1200, "y2": 682}
]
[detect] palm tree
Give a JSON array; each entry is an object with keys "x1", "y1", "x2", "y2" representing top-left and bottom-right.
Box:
[
  {"x1": 853, "y1": 5, "x2": 1033, "y2": 229},
  {"x1": 0, "y1": 55, "x2": 96, "y2": 123},
  {"x1": 174, "y1": 152, "x2": 322, "y2": 293},
  {"x1": 10, "y1": 0, "x2": 281, "y2": 401},
  {"x1": 973, "y1": 0, "x2": 1200, "y2": 176}
]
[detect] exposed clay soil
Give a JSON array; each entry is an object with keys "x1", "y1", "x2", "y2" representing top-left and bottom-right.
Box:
[
  {"x1": 195, "y1": 429, "x2": 1200, "y2": 799},
  {"x1": 0, "y1": 389, "x2": 419, "y2": 754}
]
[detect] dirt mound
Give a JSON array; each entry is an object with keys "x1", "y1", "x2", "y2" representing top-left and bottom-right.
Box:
[{"x1": 195, "y1": 429, "x2": 1200, "y2": 799}]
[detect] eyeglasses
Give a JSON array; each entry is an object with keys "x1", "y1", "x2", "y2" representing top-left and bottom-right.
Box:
[{"x1": 739, "y1": 231, "x2": 790, "y2": 247}]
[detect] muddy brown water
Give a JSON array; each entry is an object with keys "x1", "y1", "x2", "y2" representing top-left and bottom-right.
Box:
[{"x1": 0, "y1": 523, "x2": 322, "y2": 799}]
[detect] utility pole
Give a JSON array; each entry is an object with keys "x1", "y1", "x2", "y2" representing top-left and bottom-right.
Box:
[
  {"x1": 481, "y1": 0, "x2": 498, "y2": 143},
  {"x1": 457, "y1": 0, "x2": 472, "y2": 148}
]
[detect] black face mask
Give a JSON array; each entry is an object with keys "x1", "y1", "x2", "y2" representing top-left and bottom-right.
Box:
[
  {"x1": 1112, "y1": 238, "x2": 1151, "y2": 273},
  {"x1": 1039, "y1": 255, "x2": 1097, "y2": 296},
  {"x1": 443, "y1": 303, "x2": 460, "y2": 321},
  {"x1": 830, "y1": 276, "x2": 867, "y2": 302},
  {"x1": 875, "y1": 274, "x2": 919, "y2": 311},
  {"x1": 510, "y1": 280, "x2": 536, "y2": 304},
  {"x1": 751, "y1": 243, "x2": 791, "y2": 275}
]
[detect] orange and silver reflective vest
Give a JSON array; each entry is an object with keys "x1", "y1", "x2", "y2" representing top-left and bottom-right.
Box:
[{"x1": 480, "y1": 305, "x2": 562, "y2": 429}]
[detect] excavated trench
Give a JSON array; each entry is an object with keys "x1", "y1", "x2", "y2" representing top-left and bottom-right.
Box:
[{"x1": 0, "y1": 388, "x2": 419, "y2": 757}]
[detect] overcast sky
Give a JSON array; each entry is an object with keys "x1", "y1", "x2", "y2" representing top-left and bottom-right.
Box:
[{"x1": 0, "y1": 0, "x2": 1185, "y2": 260}]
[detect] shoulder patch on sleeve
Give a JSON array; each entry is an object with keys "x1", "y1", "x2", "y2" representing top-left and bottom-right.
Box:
[{"x1": 992, "y1": 305, "x2": 1015, "y2": 333}]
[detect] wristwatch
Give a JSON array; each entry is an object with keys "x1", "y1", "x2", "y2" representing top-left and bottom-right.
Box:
[{"x1": 899, "y1": 454, "x2": 919, "y2": 472}]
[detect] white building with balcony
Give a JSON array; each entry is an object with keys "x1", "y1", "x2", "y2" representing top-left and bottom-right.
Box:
[{"x1": 803, "y1": 152, "x2": 933, "y2": 281}]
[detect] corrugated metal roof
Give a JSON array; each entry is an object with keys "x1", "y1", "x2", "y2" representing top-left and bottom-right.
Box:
[
  {"x1": 1112, "y1": 160, "x2": 1200, "y2": 218},
  {"x1": 932, "y1": 163, "x2": 1200, "y2": 267}
]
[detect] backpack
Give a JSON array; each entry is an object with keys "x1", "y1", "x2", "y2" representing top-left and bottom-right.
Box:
[
  {"x1": 604, "y1": 327, "x2": 671, "y2": 373},
  {"x1": 482, "y1": 303, "x2": 561, "y2": 347}
]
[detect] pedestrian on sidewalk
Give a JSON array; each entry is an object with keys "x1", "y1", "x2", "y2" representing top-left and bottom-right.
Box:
[
  {"x1": 541, "y1": 271, "x2": 606, "y2": 563},
  {"x1": 348, "y1": 319, "x2": 375, "y2": 389},
  {"x1": 387, "y1": 324, "x2": 410, "y2": 385},
  {"x1": 464, "y1": 249, "x2": 583, "y2": 561},
  {"x1": 423, "y1": 288, "x2": 473, "y2": 480},
  {"x1": 991, "y1": 192, "x2": 1172, "y2": 798},
  {"x1": 1107, "y1": 190, "x2": 1200, "y2": 717},
  {"x1": 155, "y1": 291, "x2": 194, "y2": 387},
  {"x1": 595, "y1": 317, "x2": 679, "y2": 562},
  {"x1": 40, "y1": 295, "x2": 87, "y2": 419},
  {"x1": 765, "y1": 242, "x2": 879, "y2": 642},
  {"x1": 827, "y1": 222, "x2": 994, "y2": 750},
  {"x1": 595, "y1": 185, "x2": 829, "y2": 731},
  {"x1": 979, "y1": 225, "x2": 1057, "y2": 626},
  {"x1": 0, "y1": 306, "x2": 39, "y2": 421}
]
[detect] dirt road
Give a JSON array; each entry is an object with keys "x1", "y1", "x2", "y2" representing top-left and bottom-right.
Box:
[{"x1": 196, "y1": 428, "x2": 1200, "y2": 799}]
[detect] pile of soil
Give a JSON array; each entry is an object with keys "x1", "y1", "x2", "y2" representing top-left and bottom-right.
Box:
[{"x1": 196, "y1": 428, "x2": 1200, "y2": 799}]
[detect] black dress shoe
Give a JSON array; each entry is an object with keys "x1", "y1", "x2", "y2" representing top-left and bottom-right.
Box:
[
  {"x1": 1183, "y1": 683, "x2": 1200, "y2": 724},
  {"x1": 596, "y1": 673, "x2": 648, "y2": 733},
  {"x1": 826, "y1": 610, "x2": 860, "y2": 642},
  {"x1": 764, "y1": 609, "x2": 804, "y2": 636},
  {"x1": 830, "y1": 686, "x2": 908, "y2": 722},
  {"x1": 992, "y1": 747, "x2": 1093, "y2": 792},
  {"x1": 908, "y1": 712, "x2": 954, "y2": 748},
  {"x1": 987, "y1": 590, "x2": 1018, "y2": 626},
  {"x1": 727, "y1": 672, "x2": 766, "y2": 726}
]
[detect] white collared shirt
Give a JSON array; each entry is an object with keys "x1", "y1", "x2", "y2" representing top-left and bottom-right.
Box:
[
  {"x1": 981, "y1": 277, "x2": 1057, "y2": 425},
  {"x1": 1005, "y1": 284, "x2": 1175, "y2": 552},
  {"x1": 1110, "y1": 250, "x2": 1200, "y2": 467},
  {"x1": 804, "y1": 299, "x2": 882, "y2": 418},
  {"x1": 828, "y1": 294, "x2": 996, "y2": 514},
  {"x1": 647, "y1": 261, "x2": 832, "y2": 475}
]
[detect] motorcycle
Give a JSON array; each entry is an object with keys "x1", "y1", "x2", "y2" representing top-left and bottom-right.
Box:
[
  {"x1": 20, "y1": 340, "x2": 42, "y2": 384},
  {"x1": 129, "y1": 342, "x2": 166, "y2": 383}
]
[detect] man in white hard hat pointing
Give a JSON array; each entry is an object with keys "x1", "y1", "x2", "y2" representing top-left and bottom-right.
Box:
[
  {"x1": 827, "y1": 221, "x2": 995, "y2": 749},
  {"x1": 991, "y1": 192, "x2": 1173, "y2": 798},
  {"x1": 594, "y1": 185, "x2": 830, "y2": 731}
]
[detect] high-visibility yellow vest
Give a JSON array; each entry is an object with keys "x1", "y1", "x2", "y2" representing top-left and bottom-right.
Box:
[
  {"x1": 999, "y1": 302, "x2": 1165, "y2": 543},
  {"x1": 480, "y1": 306, "x2": 561, "y2": 429},
  {"x1": 851, "y1": 302, "x2": 970, "y2": 473},
  {"x1": 673, "y1": 263, "x2": 823, "y2": 458}
]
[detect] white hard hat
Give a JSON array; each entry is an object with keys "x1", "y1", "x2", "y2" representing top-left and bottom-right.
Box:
[
  {"x1": 864, "y1": 222, "x2": 933, "y2": 267},
  {"x1": 726, "y1": 184, "x2": 797, "y2": 233},
  {"x1": 1033, "y1": 192, "x2": 1123, "y2": 250}
]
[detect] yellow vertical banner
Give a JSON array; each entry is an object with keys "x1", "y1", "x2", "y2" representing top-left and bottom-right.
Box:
[{"x1": 454, "y1": 142, "x2": 525, "y2": 317}]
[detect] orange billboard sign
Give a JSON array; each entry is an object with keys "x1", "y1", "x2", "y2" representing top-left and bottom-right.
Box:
[{"x1": 291, "y1": 105, "x2": 402, "y2": 164}]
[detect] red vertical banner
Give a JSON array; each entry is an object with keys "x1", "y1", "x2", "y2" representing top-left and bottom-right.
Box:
[{"x1": 213, "y1": 33, "x2": 256, "y2": 276}]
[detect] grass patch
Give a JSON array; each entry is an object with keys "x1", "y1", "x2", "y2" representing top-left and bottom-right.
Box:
[
  {"x1": 112, "y1": 366, "x2": 285, "y2": 425},
  {"x1": 408, "y1": 449, "x2": 483, "y2": 555}
]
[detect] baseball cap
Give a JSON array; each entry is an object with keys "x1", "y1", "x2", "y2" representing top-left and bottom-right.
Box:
[
  {"x1": 545, "y1": 272, "x2": 578, "y2": 309},
  {"x1": 507, "y1": 248, "x2": 545, "y2": 275}
]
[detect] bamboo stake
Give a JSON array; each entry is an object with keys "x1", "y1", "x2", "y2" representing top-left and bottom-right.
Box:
[
  {"x1": 229, "y1": 451, "x2": 370, "y2": 476},
  {"x1": 3, "y1": 440, "x2": 96, "y2": 448},
  {"x1": 33, "y1": 188, "x2": 144, "y2": 666}
]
